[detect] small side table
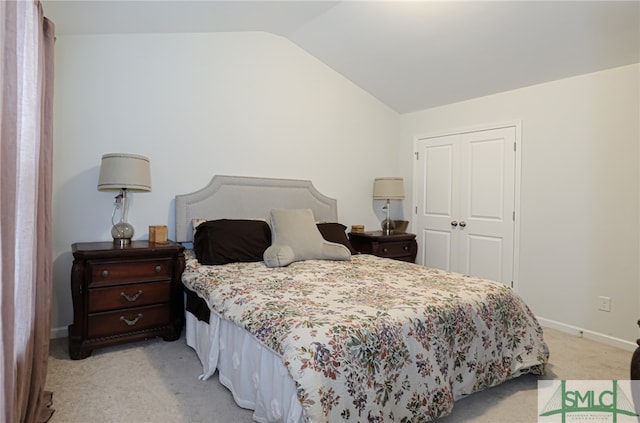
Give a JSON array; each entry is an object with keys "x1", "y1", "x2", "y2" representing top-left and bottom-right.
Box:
[
  {"x1": 348, "y1": 231, "x2": 417, "y2": 263},
  {"x1": 68, "y1": 240, "x2": 185, "y2": 359}
]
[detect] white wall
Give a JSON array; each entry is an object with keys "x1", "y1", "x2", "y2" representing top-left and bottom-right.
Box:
[
  {"x1": 400, "y1": 64, "x2": 640, "y2": 347},
  {"x1": 52, "y1": 30, "x2": 640, "y2": 348},
  {"x1": 51, "y1": 32, "x2": 399, "y2": 336}
]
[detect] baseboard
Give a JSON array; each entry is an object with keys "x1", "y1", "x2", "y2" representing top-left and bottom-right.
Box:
[
  {"x1": 538, "y1": 317, "x2": 637, "y2": 352},
  {"x1": 50, "y1": 325, "x2": 68, "y2": 339}
]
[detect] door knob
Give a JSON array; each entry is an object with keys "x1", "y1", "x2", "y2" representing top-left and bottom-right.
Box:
[
  {"x1": 459, "y1": 221, "x2": 467, "y2": 228},
  {"x1": 451, "y1": 221, "x2": 458, "y2": 227}
]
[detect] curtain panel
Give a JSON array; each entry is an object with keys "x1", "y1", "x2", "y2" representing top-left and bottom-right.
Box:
[{"x1": 0, "y1": 1, "x2": 55, "y2": 422}]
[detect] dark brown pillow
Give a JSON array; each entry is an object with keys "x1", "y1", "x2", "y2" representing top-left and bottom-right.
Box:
[
  {"x1": 316, "y1": 222, "x2": 357, "y2": 255},
  {"x1": 194, "y1": 219, "x2": 271, "y2": 265}
]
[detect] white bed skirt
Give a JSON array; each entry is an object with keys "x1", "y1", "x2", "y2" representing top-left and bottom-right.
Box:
[{"x1": 185, "y1": 312, "x2": 305, "y2": 423}]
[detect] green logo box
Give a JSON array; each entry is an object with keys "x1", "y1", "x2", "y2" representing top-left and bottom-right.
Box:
[{"x1": 538, "y1": 380, "x2": 640, "y2": 422}]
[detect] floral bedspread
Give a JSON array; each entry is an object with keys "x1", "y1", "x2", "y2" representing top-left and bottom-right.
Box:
[{"x1": 182, "y1": 252, "x2": 549, "y2": 422}]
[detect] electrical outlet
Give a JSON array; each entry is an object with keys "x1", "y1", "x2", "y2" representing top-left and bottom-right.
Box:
[{"x1": 598, "y1": 296, "x2": 611, "y2": 312}]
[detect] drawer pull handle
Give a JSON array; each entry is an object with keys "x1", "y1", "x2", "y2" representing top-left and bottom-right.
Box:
[
  {"x1": 382, "y1": 248, "x2": 388, "y2": 253},
  {"x1": 154, "y1": 265, "x2": 162, "y2": 273},
  {"x1": 120, "y1": 313, "x2": 143, "y2": 326},
  {"x1": 120, "y1": 290, "x2": 143, "y2": 302},
  {"x1": 102, "y1": 270, "x2": 109, "y2": 278},
  {"x1": 403, "y1": 246, "x2": 409, "y2": 251}
]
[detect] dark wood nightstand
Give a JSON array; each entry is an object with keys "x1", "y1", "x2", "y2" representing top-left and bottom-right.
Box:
[
  {"x1": 68, "y1": 240, "x2": 185, "y2": 359},
  {"x1": 348, "y1": 231, "x2": 417, "y2": 263}
]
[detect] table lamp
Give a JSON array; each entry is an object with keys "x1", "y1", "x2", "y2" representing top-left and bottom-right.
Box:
[
  {"x1": 98, "y1": 153, "x2": 151, "y2": 246},
  {"x1": 373, "y1": 177, "x2": 405, "y2": 235}
]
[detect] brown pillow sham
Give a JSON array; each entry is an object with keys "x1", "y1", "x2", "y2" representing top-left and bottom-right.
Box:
[
  {"x1": 316, "y1": 222, "x2": 357, "y2": 255},
  {"x1": 194, "y1": 219, "x2": 272, "y2": 265}
]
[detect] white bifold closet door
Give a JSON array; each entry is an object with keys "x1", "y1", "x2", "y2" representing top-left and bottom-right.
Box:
[{"x1": 414, "y1": 126, "x2": 517, "y2": 286}]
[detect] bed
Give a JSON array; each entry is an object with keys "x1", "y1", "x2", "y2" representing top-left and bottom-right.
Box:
[{"x1": 175, "y1": 175, "x2": 549, "y2": 423}]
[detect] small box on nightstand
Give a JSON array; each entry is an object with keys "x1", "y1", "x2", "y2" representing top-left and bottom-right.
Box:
[
  {"x1": 351, "y1": 225, "x2": 365, "y2": 233},
  {"x1": 149, "y1": 225, "x2": 168, "y2": 244}
]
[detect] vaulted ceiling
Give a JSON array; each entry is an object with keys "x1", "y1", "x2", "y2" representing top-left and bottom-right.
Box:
[{"x1": 43, "y1": 1, "x2": 640, "y2": 113}]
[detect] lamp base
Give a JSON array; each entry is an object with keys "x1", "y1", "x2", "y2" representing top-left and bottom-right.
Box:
[
  {"x1": 381, "y1": 218, "x2": 395, "y2": 235},
  {"x1": 111, "y1": 222, "x2": 134, "y2": 246}
]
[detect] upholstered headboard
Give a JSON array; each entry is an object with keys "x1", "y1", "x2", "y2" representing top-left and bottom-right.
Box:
[{"x1": 175, "y1": 175, "x2": 338, "y2": 243}]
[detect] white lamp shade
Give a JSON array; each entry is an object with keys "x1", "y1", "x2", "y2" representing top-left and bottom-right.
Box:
[
  {"x1": 373, "y1": 177, "x2": 405, "y2": 200},
  {"x1": 98, "y1": 153, "x2": 151, "y2": 192}
]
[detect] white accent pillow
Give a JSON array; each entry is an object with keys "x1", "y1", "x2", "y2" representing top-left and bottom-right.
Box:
[{"x1": 263, "y1": 208, "x2": 351, "y2": 267}]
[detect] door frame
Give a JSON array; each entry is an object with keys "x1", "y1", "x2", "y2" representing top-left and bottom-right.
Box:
[{"x1": 412, "y1": 120, "x2": 523, "y2": 291}]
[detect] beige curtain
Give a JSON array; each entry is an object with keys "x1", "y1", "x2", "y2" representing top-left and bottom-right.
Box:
[{"x1": 1, "y1": 1, "x2": 55, "y2": 422}]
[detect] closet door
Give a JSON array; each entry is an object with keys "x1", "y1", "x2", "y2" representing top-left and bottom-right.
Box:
[
  {"x1": 414, "y1": 133, "x2": 460, "y2": 273},
  {"x1": 414, "y1": 126, "x2": 516, "y2": 285}
]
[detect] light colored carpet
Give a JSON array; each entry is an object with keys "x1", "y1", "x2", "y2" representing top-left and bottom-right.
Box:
[{"x1": 45, "y1": 327, "x2": 632, "y2": 422}]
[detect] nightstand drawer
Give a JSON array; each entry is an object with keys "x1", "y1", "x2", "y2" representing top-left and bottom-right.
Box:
[
  {"x1": 348, "y1": 231, "x2": 417, "y2": 263},
  {"x1": 378, "y1": 241, "x2": 413, "y2": 258},
  {"x1": 88, "y1": 281, "x2": 171, "y2": 313},
  {"x1": 89, "y1": 258, "x2": 172, "y2": 287},
  {"x1": 87, "y1": 304, "x2": 171, "y2": 338}
]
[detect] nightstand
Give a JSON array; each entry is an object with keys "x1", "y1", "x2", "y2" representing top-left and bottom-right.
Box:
[
  {"x1": 348, "y1": 231, "x2": 417, "y2": 263},
  {"x1": 68, "y1": 240, "x2": 185, "y2": 359}
]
